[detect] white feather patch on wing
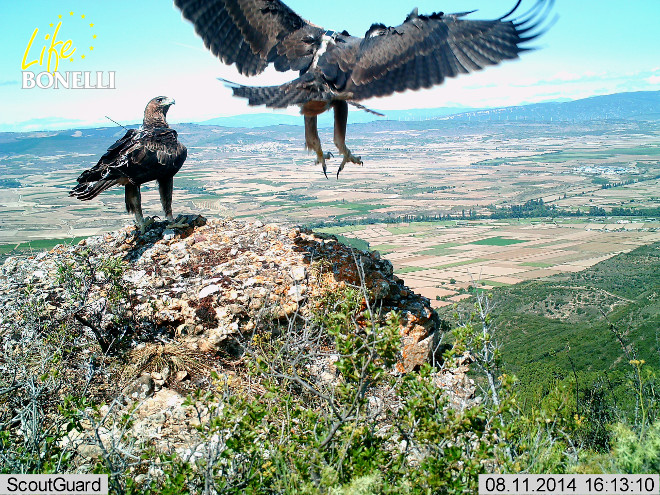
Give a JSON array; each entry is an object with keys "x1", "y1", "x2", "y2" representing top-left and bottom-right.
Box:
[{"x1": 311, "y1": 34, "x2": 334, "y2": 69}]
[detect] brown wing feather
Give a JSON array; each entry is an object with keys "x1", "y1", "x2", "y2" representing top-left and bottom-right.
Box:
[
  {"x1": 174, "y1": 0, "x2": 324, "y2": 76},
  {"x1": 325, "y1": 0, "x2": 552, "y2": 101},
  {"x1": 177, "y1": 0, "x2": 552, "y2": 107},
  {"x1": 69, "y1": 128, "x2": 187, "y2": 201}
]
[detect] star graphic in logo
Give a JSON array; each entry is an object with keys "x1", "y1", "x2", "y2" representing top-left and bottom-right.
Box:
[{"x1": 45, "y1": 12, "x2": 97, "y2": 67}]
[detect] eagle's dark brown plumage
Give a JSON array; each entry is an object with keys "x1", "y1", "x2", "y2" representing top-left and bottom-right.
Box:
[
  {"x1": 175, "y1": 0, "x2": 553, "y2": 177},
  {"x1": 69, "y1": 97, "x2": 187, "y2": 230}
]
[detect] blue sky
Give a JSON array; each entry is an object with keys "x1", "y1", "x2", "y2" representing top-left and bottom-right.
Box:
[{"x1": 1, "y1": 0, "x2": 658, "y2": 131}]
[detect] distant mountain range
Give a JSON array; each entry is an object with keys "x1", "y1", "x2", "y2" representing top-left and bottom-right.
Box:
[
  {"x1": 1, "y1": 91, "x2": 658, "y2": 135},
  {"x1": 443, "y1": 91, "x2": 660, "y2": 123},
  {"x1": 200, "y1": 90, "x2": 659, "y2": 127},
  {"x1": 199, "y1": 106, "x2": 475, "y2": 128}
]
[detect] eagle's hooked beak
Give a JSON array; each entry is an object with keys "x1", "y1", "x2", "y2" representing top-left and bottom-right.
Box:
[{"x1": 162, "y1": 97, "x2": 175, "y2": 107}]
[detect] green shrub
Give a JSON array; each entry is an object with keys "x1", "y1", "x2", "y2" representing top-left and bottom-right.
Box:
[
  {"x1": 3, "y1": 251, "x2": 658, "y2": 493},
  {"x1": 611, "y1": 421, "x2": 660, "y2": 473}
]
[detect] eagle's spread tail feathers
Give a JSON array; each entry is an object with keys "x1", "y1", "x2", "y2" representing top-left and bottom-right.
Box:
[
  {"x1": 69, "y1": 179, "x2": 121, "y2": 201},
  {"x1": 220, "y1": 78, "x2": 313, "y2": 109},
  {"x1": 219, "y1": 78, "x2": 385, "y2": 116}
]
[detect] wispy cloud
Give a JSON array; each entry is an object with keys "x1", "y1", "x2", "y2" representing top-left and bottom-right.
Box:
[
  {"x1": 0, "y1": 116, "x2": 102, "y2": 133},
  {"x1": 549, "y1": 71, "x2": 583, "y2": 82},
  {"x1": 170, "y1": 41, "x2": 209, "y2": 54}
]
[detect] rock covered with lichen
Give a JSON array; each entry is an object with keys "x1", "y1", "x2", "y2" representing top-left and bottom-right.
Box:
[{"x1": 1, "y1": 215, "x2": 445, "y2": 372}]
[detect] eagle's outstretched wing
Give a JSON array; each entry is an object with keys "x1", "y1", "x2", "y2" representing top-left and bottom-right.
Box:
[
  {"x1": 174, "y1": 0, "x2": 326, "y2": 76},
  {"x1": 323, "y1": 0, "x2": 553, "y2": 101},
  {"x1": 70, "y1": 128, "x2": 186, "y2": 201},
  {"x1": 176, "y1": 0, "x2": 552, "y2": 104}
]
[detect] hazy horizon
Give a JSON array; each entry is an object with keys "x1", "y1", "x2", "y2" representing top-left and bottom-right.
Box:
[
  {"x1": 1, "y1": 89, "x2": 656, "y2": 134},
  {"x1": 1, "y1": 0, "x2": 659, "y2": 132}
]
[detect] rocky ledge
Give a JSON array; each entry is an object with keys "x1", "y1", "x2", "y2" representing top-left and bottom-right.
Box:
[{"x1": 1, "y1": 215, "x2": 446, "y2": 373}]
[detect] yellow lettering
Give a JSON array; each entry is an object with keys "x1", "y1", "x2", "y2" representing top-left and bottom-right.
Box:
[
  {"x1": 61, "y1": 39, "x2": 75, "y2": 59},
  {"x1": 22, "y1": 21, "x2": 78, "y2": 74},
  {"x1": 46, "y1": 22, "x2": 64, "y2": 73},
  {"x1": 21, "y1": 28, "x2": 40, "y2": 69}
]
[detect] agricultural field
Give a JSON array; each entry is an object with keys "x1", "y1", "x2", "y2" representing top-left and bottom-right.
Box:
[
  {"x1": 1, "y1": 118, "x2": 659, "y2": 287},
  {"x1": 323, "y1": 218, "x2": 660, "y2": 308}
]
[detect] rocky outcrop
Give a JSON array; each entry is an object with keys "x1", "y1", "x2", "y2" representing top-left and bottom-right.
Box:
[
  {"x1": 1, "y1": 215, "x2": 445, "y2": 373},
  {"x1": 1, "y1": 216, "x2": 475, "y2": 459}
]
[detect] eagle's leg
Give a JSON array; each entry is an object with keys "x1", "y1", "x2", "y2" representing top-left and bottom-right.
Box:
[
  {"x1": 305, "y1": 115, "x2": 333, "y2": 179},
  {"x1": 332, "y1": 100, "x2": 362, "y2": 178},
  {"x1": 158, "y1": 177, "x2": 189, "y2": 229},
  {"x1": 158, "y1": 176, "x2": 174, "y2": 221},
  {"x1": 125, "y1": 183, "x2": 154, "y2": 233}
]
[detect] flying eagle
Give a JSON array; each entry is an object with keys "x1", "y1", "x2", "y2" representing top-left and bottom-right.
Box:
[
  {"x1": 174, "y1": 0, "x2": 553, "y2": 177},
  {"x1": 69, "y1": 97, "x2": 187, "y2": 231}
]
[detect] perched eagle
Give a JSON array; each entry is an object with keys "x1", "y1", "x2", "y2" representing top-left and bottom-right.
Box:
[
  {"x1": 69, "y1": 97, "x2": 187, "y2": 231},
  {"x1": 174, "y1": 0, "x2": 552, "y2": 177}
]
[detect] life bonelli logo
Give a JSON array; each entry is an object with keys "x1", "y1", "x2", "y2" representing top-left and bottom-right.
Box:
[{"x1": 21, "y1": 11, "x2": 115, "y2": 89}]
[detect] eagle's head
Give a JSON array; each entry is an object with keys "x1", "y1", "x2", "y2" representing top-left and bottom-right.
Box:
[{"x1": 143, "y1": 96, "x2": 176, "y2": 127}]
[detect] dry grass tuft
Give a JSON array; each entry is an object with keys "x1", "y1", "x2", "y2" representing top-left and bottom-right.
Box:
[{"x1": 127, "y1": 343, "x2": 210, "y2": 378}]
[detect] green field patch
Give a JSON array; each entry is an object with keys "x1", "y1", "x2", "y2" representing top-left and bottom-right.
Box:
[
  {"x1": 607, "y1": 145, "x2": 660, "y2": 156},
  {"x1": 0, "y1": 236, "x2": 87, "y2": 257},
  {"x1": 471, "y1": 237, "x2": 527, "y2": 246},
  {"x1": 371, "y1": 244, "x2": 399, "y2": 254},
  {"x1": 473, "y1": 157, "x2": 517, "y2": 167},
  {"x1": 332, "y1": 203, "x2": 387, "y2": 213},
  {"x1": 334, "y1": 235, "x2": 369, "y2": 251},
  {"x1": 0, "y1": 179, "x2": 22, "y2": 188},
  {"x1": 249, "y1": 191, "x2": 279, "y2": 197},
  {"x1": 521, "y1": 146, "x2": 660, "y2": 165},
  {"x1": 396, "y1": 184, "x2": 456, "y2": 196},
  {"x1": 0, "y1": 209, "x2": 26, "y2": 215},
  {"x1": 398, "y1": 258, "x2": 489, "y2": 274},
  {"x1": 433, "y1": 258, "x2": 489, "y2": 270},
  {"x1": 316, "y1": 225, "x2": 368, "y2": 235},
  {"x1": 418, "y1": 242, "x2": 461, "y2": 256},
  {"x1": 298, "y1": 201, "x2": 386, "y2": 215}
]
